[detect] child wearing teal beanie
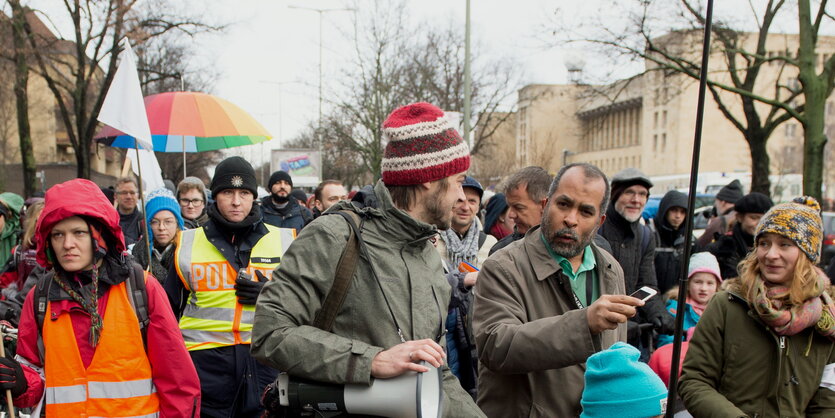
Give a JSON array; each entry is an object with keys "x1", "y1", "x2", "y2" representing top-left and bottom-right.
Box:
[{"x1": 581, "y1": 342, "x2": 668, "y2": 418}]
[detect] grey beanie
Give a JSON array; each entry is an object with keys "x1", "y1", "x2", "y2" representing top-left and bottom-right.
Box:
[{"x1": 177, "y1": 176, "x2": 208, "y2": 201}]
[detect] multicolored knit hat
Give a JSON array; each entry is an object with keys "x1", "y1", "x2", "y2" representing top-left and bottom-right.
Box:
[
  {"x1": 755, "y1": 196, "x2": 823, "y2": 263},
  {"x1": 381, "y1": 102, "x2": 470, "y2": 186}
]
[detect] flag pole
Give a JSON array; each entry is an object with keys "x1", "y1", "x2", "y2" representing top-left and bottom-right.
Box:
[
  {"x1": 134, "y1": 142, "x2": 152, "y2": 271},
  {"x1": 665, "y1": 0, "x2": 714, "y2": 415}
]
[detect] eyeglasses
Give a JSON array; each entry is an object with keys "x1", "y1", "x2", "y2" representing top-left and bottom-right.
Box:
[
  {"x1": 179, "y1": 198, "x2": 205, "y2": 207},
  {"x1": 622, "y1": 190, "x2": 649, "y2": 199},
  {"x1": 150, "y1": 219, "x2": 178, "y2": 228}
]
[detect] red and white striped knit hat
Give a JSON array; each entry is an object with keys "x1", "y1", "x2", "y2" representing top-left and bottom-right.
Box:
[{"x1": 381, "y1": 102, "x2": 470, "y2": 186}]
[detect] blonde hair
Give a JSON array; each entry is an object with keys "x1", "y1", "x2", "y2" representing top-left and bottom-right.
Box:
[
  {"x1": 22, "y1": 202, "x2": 44, "y2": 249},
  {"x1": 737, "y1": 244, "x2": 822, "y2": 306}
]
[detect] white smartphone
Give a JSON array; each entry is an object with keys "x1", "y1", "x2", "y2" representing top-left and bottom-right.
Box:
[{"x1": 629, "y1": 286, "x2": 658, "y2": 302}]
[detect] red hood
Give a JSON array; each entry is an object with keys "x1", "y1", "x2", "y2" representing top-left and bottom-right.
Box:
[{"x1": 35, "y1": 179, "x2": 125, "y2": 267}]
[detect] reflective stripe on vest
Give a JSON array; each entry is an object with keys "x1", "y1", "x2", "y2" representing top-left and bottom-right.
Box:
[
  {"x1": 43, "y1": 280, "x2": 160, "y2": 417},
  {"x1": 175, "y1": 224, "x2": 293, "y2": 351}
]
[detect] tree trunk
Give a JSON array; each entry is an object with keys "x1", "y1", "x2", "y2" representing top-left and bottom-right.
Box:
[
  {"x1": 10, "y1": 1, "x2": 37, "y2": 197},
  {"x1": 746, "y1": 131, "x2": 772, "y2": 196},
  {"x1": 76, "y1": 136, "x2": 92, "y2": 179},
  {"x1": 801, "y1": 103, "x2": 827, "y2": 200},
  {"x1": 797, "y1": 0, "x2": 826, "y2": 201}
]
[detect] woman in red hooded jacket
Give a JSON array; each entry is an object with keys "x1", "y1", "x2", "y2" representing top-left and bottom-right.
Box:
[{"x1": 0, "y1": 179, "x2": 200, "y2": 417}]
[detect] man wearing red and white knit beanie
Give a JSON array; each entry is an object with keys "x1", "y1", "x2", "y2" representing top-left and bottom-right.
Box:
[{"x1": 253, "y1": 103, "x2": 486, "y2": 417}]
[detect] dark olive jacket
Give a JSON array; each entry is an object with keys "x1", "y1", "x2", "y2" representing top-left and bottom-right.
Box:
[
  {"x1": 679, "y1": 289, "x2": 835, "y2": 417},
  {"x1": 251, "y1": 180, "x2": 484, "y2": 417}
]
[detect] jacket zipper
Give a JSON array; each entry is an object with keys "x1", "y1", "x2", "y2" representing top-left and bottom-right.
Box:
[
  {"x1": 775, "y1": 335, "x2": 786, "y2": 415},
  {"x1": 431, "y1": 286, "x2": 446, "y2": 342}
]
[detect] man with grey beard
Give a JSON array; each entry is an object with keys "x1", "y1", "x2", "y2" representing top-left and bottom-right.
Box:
[
  {"x1": 597, "y1": 168, "x2": 674, "y2": 357},
  {"x1": 473, "y1": 163, "x2": 639, "y2": 417}
]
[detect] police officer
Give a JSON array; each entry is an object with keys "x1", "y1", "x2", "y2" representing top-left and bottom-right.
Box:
[{"x1": 164, "y1": 156, "x2": 295, "y2": 417}]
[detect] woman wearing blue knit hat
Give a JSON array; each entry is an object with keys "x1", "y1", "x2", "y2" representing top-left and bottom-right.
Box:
[{"x1": 132, "y1": 188, "x2": 184, "y2": 283}]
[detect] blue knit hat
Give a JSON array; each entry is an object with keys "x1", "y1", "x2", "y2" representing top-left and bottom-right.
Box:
[
  {"x1": 144, "y1": 188, "x2": 184, "y2": 244},
  {"x1": 581, "y1": 342, "x2": 668, "y2": 418}
]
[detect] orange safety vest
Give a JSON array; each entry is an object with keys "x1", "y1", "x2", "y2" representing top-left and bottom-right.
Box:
[{"x1": 43, "y1": 281, "x2": 160, "y2": 417}]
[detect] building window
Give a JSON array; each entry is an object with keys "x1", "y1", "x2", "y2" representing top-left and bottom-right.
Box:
[
  {"x1": 786, "y1": 123, "x2": 796, "y2": 138},
  {"x1": 654, "y1": 111, "x2": 658, "y2": 129},
  {"x1": 653, "y1": 134, "x2": 658, "y2": 151},
  {"x1": 661, "y1": 133, "x2": 667, "y2": 152},
  {"x1": 662, "y1": 110, "x2": 667, "y2": 127}
]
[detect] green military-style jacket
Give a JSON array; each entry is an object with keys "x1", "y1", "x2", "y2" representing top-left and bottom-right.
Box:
[
  {"x1": 680, "y1": 288, "x2": 835, "y2": 417},
  {"x1": 252, "y1": 180, "x2": 484, "y2": 417}
]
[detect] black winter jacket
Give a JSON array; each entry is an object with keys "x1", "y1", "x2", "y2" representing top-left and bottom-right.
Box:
[
  {"x1": 597, "y1": 206, "x2": 670, "y2": 333},
  {"x1": 705, "y1": 222, "x2": 754, "y2": 280},
  {"x1": 651, "y1": 191, "x2": 690, "y2": 294},
  {"x1": 260, "y1": 196, "x2": 311, "y2": 234}
]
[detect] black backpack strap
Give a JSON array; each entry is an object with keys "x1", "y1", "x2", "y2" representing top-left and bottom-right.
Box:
[
  {"x1": 478, "y1": 231, "x2": 488, "y2": 248},
  {"x1": 125, "y1": 262, "x2": 150, "y2": 349},
  {"x1": 34, "y1": 270, "x2": 53, "y2": 363},
  {"x1": 640, "y1": 224, "x2": 652, "y2": 258},
  {"x1": 312, "y1": 210, "x2": 362, "y2": 332}
]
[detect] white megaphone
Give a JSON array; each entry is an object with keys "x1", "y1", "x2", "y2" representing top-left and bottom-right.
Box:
[{"x1": 276, "y1": 361, "x2": 443, "y2": 417}]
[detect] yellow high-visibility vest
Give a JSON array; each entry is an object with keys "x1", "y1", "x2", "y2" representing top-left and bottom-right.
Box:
[{"x1": 175, "y1": 224, "x2": 295, "y2": 351}]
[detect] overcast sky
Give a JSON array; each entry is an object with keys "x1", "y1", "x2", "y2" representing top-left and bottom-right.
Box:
[
  {"x1": 204, "y1": 0, "x2": 573, "y2": 165},
  {"x1": 21, "y1": 0, "x2": 794, "y2": 168}
]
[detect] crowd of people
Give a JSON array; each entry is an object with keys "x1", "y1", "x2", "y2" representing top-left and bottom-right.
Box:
[{"x1": 0, "y1": 100, "x2": 831, "y2": 417}]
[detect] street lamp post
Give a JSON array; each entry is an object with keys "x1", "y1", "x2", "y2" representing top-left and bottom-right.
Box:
[
  {"x1": 463, "y1": 0, "x2": 472, "y2": 147},
  {"x1": 288, "y1": 5, "x2": 355, "y2": 153}
]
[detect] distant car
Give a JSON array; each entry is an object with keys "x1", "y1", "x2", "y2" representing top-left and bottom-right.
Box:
[
  {"x1": 642, "y1": 193, "x2": 715, "y2": 224},
  {"x1": 822, "y1": 212, "x2": 835, "y2": 268},
  {"x1": 690, "y1": 206, "x2": 713, "y2": 239}
]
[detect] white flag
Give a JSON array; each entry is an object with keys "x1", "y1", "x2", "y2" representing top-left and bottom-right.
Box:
[
  {"x1": 127, "y1": 148, "x2": 165, "y2": 192},
  {"x1": 98, "y1": 40, "x2": 153, "y2": 150},
  {"x1": 99, "y1": 39, "x2": 164, "y2": 195}
]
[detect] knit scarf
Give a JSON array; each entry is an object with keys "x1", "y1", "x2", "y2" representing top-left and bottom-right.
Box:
[
  {"x1": 53, "y1": 264, "x2": 104, "y2": 347},
  {"x1": 751, "y1": 274, "x2": 835, "y2": 342},
  {"x1": 490, "y1": 223, "x2": 511, "y2": 240},
  {"x1": 441, "y1": 219, "x2": 482, "y2": 268},
  {"x1": 686, "y1": 296, "x2": 708, "y2": 317}
]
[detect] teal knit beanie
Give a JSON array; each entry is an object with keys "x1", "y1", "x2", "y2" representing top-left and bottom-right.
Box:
[
  {"x1": 144, "y1": 188, "x2": 184, "y2": 244},
  {"x1": 581, "y1": 342, "x2": 668, "y2": 418}
]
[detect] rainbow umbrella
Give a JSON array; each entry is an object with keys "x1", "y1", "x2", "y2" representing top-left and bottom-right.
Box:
[
  {"x1": 96, "y1": 91, "x2": 271, "y2": 177},
  {"x1": 96, "y1": 91, "x2": 271, "y2": 152}
]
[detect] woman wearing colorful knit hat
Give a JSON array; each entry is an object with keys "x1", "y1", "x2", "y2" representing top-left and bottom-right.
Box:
[
  {"x1": 680, "y1": 196, "x2": 835, "y2": 417},
  {"x1": 132, "y1": 188, "x2": 185, "y2": 283}
]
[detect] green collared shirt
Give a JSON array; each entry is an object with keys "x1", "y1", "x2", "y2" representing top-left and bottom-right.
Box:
[{"x1": 542, "y1": 234, "x2": 599, "y2": 307}]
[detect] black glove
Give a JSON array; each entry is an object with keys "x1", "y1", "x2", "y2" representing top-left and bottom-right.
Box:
[
  {"x1": 235, "y1": 270, "x2": 268, "y2": 305},
  {"x1": 627, "y1": 320, "x2": 641, "y2": 344},
  {"x1": 0, "y1": 356, "x2": 27, "y2": 397},
  {"x1": 652, "y1": 311, "x2": 676, "y2": 335}
]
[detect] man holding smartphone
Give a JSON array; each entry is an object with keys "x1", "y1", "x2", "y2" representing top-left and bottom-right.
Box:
[{"x1": 474, "y1": 163, "x2": 643, "y2": 417}]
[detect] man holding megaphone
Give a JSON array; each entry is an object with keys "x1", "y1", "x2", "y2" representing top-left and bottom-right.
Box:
[{"x1": 252, "y1": 102, "x2": 485, "y2": 417}]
